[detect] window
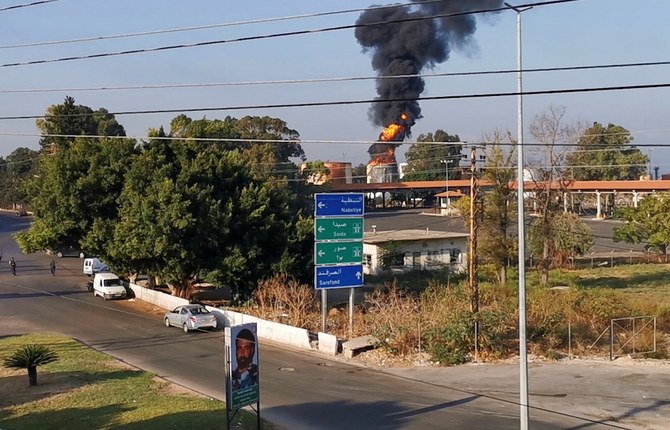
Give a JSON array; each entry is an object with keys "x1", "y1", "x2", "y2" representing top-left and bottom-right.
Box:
[
  {"x1": 448, "y1": 248, "x2": 461, "y2": 263},
  {"x1": 427, "y1": 250, "x2": 441, "y2": 265},
  {"x1": 364, "y1": 254, "x2": 372, "y2": 267},
  {"x1": 392, "y1": 252, "x2": 405, "y2": 267}
]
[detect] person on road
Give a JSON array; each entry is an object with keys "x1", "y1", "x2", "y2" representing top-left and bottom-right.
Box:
[
  {"x1": 9, "y1": 257, "x2": 16, "y2": 276},
  {"x1": 49, "y1": 259, "x2": 56, "y2": 276},
  {"x1": 0, "y1": 250, "x2": 3, "y2": 268}
]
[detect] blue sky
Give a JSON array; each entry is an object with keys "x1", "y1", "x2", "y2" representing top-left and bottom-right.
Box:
[{"x1": 1, "y1": 0, "x2": 669, "y2": 170}]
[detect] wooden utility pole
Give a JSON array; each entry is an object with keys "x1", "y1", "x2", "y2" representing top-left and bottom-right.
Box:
[{"x1": 469, "y1": 146, "x2": 480, "y2": 361}]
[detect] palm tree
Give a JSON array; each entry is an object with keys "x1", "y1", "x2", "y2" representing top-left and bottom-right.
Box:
[{"x1": 3, "y1": 344, "x2": 58, "y2": 386}]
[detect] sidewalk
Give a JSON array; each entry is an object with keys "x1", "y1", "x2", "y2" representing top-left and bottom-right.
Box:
[{"x1": 380, "y1": 357, "x2": 670, "y2": 429}]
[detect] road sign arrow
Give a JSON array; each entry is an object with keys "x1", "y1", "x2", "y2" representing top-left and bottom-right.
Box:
[
  {"x1": 356, "y1": 271, "x2": 362, "y2": 279},
  {"x1": 318, "y1": 226, "x2": 325, "y2": 233},
  {"x1": 317, "y1": 201, "x2": 326, "y2": 209},
  {"x1": 318, "y1": 250, "x2": 325, "y2": 257}
]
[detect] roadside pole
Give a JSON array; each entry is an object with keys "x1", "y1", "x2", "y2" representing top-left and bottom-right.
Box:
[
  {"x1": 349, "y1": 287, "x2": 354, "y2": 338},
  {"x1": 322, "y1": 290, "x2": 327, "y2": 333}
]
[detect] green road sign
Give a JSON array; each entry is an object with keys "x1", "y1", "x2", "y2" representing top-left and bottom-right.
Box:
[
  {"x1": 315, "y1": 217, "x2": 364, "y2": 241},
  {"x1": 315, "y1": 241, "x2": 363, "y2": 265}
]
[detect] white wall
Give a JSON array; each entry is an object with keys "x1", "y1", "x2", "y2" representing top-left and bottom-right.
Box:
[
  {"x1": 128, "y1": 283, "x2": 312, "y2": 350},
  {"x1": 363, "y1": 237, "x2": 468, "y2": 275}
]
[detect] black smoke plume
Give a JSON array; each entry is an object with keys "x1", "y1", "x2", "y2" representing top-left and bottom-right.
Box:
[{"x1": 355, "y1": 0, "x2": 504, "y2": 135}]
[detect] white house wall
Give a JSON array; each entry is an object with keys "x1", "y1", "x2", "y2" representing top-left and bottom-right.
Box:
[{"x1": 362, "y1": 237, "x2": 468, "y2": 275}]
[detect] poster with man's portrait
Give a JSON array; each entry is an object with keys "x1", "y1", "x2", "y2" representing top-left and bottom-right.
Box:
[{"x1": 225, "y1": 323, "x2": 259, "y2": 410}]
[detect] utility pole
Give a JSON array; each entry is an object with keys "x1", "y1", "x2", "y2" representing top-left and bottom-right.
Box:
[
  {"x1": 468, "y1": 146, "x2": 479, "y2": 361},
  {"x1": 506, "y1": 3, "x2": 532, "y2": 429}
]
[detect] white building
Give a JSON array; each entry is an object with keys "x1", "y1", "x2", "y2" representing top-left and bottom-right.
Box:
[{"x1": 363, "y1": 229, "x2": 469, "y2": 275}]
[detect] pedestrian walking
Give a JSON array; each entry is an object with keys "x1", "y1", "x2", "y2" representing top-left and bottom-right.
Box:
[
  {"x1": 49, "y1": 259, "x2": 56, "y2": 276},
  {"x1": 9, "y1": 257, "x2": 16, "y2": 276}
]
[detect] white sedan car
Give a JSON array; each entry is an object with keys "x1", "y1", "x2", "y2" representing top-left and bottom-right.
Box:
[{"x1": 164, "y1": 304, "x2": 217, "y2": 333}]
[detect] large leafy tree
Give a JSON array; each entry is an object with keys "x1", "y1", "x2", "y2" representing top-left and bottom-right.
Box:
[
  {"x1": 403, "y1": 129, "x2": 462, "y2": 181},
  {"x1": 167, "y1": 114, "x2": 304, "y2": 164},
  {"x1": 36, "y1": 96, "x2": 126, "y2": 150},
  {"x1": 15, "y1": 98, "x2": 135, "y2": 253},
  {"x1": 565, "y1": 122, "x2": 648, "y2": 180},
  {"x1": 104, "y1": 139, "x2": 308, "y2": 300},
  {"x1": 16, "y1": 137, "x2": 136, "y2": 253},
  {"x1": 614, "y1": 193, "x2": 670, "y2": 254}
]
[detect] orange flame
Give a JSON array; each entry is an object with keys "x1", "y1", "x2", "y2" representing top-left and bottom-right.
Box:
[
  {"x1": 380, "y1": 123, "x2": 405, "y2": 141},
  {"x1": 379, "y1": 113, "x2": 408, "y2": 142}
]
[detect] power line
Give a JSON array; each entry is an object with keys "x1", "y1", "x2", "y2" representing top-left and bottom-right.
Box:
[
  {"x1": 0, "y1": 0, "x2": 448, "y2": 50},
  {"x1": 0, "y1": 0, "x2": 580, "y2": 68},
  {"x1": 0, "y1": 0, "x2": 60, "y2": 13},
  {"x1": 3, "y1": 59, "x2": 669, "y2": 94},
  {"x1": 2, "y1": 131, "x2": 669, "y2": 149},
  {"x1": 1, "y1": 81, "x2": 669, "y2": 121}
]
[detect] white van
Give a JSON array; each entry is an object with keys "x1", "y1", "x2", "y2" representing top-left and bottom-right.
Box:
[
  {"x1": 83, "y1": 258, "x2": 109, "y2": 276},
  {"x1": 92, "y1": 273, "x2": 126, "y2": 300}
]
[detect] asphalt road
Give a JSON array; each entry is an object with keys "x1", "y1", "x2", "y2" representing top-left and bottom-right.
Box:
[{"x1": 0, "y1": 212, "x2": 654, "y2": 429}]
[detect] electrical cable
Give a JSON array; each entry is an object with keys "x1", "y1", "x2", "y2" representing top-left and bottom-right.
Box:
[
  {"x1": 2, "y1": 131, "x2": 669, "y2": 151},
  {"x1": 1, "y1": 81, "x2": 669, "y2": 121},
  {"x1": 0, "y1": 0, "x2": 452, "y2": 50},
  {"x1": 0, "y1": 0, "x2": 581, "y2": 68},
  {"x1": 0, "y1": 0, "x2": 60, "y2": 13},
  {"x1": 4, "y1": 59, "x2": 670, "y2": 94}
]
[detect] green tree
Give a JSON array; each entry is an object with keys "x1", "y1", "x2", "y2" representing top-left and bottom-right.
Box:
[
  {"x1": 403, "y1": 129, "x2": 462, "y2": 181},
  {"x1": 566, "y1": 122, "x2": 648, "y2": 180},
  {"x1": 3, "y1": 344, "x2": 58, "y2": 386},
  {"x1": 529, "y1": 212, "x2": 593, "y2": 267},
  {"x1": 16, "y1": 98, "x2": 134, "y2": 254},
  {"x1": 16, "y1": 137, "x2": 136, "y2": 253},
  {"x1": 479, "y1": 131, "x2": 517, "y2": 285},
  {"x1": 0, "y1": 147, "x2": 38, "y2": 208},
  {"x1": 614, "y1": 193, "x2": 670, "y2": 254},
  {"x1": 104, "y1": 139, "x2": 308, "y2": 300},
  {"x1": 36, "y1": 96, "x2": 126, "y2": 150}
]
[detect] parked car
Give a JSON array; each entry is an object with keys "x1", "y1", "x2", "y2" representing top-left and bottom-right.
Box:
[
  {"x1": 52, "y1": 246, "x2": 85, "y2": 258},
  {"x1": 92, "y1": 273, "x2": 126, "y2": 300},
  {"x1": 83, "y1": 258, "x2": 109, "y2": 276},
  {"x1": 164, "y1": 304, "x2": 217, "y2": 333}
]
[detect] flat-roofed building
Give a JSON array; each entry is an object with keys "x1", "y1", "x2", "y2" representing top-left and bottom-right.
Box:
[{"x1": 363, "y1": 229, "x2": 469, "y2": 275}]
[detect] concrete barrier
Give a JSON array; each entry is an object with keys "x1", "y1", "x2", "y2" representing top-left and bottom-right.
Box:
[
  {"x1": 129, "y1": 283, "x2": 188, "y2": 310},
  {"x1": 318, "y1": 332, "x2": 339, "y2": 356},
  {"x1": 129, "y1": 283, "x2": 312, "y2": 350}
]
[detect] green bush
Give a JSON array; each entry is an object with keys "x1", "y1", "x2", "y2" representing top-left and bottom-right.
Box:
[{"x1": 426, "y1": 310, "x2": 473, "y2": 366}]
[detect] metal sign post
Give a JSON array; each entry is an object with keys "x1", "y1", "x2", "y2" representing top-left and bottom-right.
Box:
[{"x1": 314, "y1": 193, "x2": 365, "y2": 335}]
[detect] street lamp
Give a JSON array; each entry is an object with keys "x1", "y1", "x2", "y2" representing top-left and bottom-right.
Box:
[{"x1": 505, "y1": 2, "x2": 532, "y2": 429}]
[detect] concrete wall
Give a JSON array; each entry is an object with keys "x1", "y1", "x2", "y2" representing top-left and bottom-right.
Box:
[{"x1": 129, "y1": 283, "x2": 312, "y2": 350}]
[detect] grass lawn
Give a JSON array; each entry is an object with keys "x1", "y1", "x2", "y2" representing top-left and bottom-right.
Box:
[
  {"x1": 0, "y1": 333, "x2": 269, "y2": 430},
  {"x1": 528, "y1": 263, "x2": 670, "y2": 305}
]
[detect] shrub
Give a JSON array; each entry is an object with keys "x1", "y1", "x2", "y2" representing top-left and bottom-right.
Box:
[
  {"x1": 426, "y1": 309, "x2": 474, "y2": 365},
  {"x1": 364, "y1": 285, "x2": 422, "y2": 355},
  {"x1": 3, "y1": 344, "x2": 58, "y2": 386},
  {"x1": 252, "y1": 274, "x2": 318, "y2": 329}
]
